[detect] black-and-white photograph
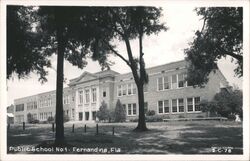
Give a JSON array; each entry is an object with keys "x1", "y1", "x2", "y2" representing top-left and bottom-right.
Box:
[{"x1": 1, "y1": 0, "x2": 249, "y2": 161}]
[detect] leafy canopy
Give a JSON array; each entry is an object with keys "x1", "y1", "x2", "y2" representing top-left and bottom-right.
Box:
[
  {"x1": 7, "y1": 6, "x2": 52, "y2": 82},
  {"x1": 185, "y1": 7, "x2": 243, "y2": 86}
]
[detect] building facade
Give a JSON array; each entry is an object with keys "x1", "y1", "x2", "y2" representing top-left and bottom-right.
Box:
[{"x1": 13, "y1": 60, "x2": 229, "y2": 123}]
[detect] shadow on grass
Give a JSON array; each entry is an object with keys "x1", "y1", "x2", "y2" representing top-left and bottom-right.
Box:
[{"x1": 7, "y1": 122, "x2": 243, "y2": 154}]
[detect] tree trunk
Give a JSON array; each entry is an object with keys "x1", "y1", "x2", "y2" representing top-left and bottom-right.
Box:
[
  {"x1": 54, "y1": 8, "x2": 65, "y2": 145},
  {"x1": 134, "y1": 81, "x2": 148, "y2": 131},
  {"x1": 134, "y1": 12, "x2": 148, "y2": 131}
]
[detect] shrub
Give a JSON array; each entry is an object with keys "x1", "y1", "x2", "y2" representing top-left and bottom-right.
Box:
[
  {"x1": 178, "y1": 115, "x2": 185, "y2": 118},
  {"x1": 163, "y1": 115, "x2": 170, "y2": 119},
  {"x1": 201, "y1": 89, "x2": 242, "y2": 118},
  {"x1": 41, "y1": 121, "x2": 48, "y2": 124},
  {"x1": 114, "y1": 99, "x2": 126, "y2": 122},
  {"x1": 47, "y1": 116, "x2": 54, "y2": 123},
  {"x1": 146, "y1": 115, "x2": 163, "y2": 122},
  {"x1": 196, "y1": 115, "x2": 204, "y2": 118},
  {"x1": 96, "y1": 101, "x2": 110, "y2": 122},
  {"x1": 227, "y1": 114, "x2": 236, "y2": 121},
  {"x1": 129, "y1": 117, "x2": 138, "y2": 122},
  {"x1": 146, "y1": 110, "x2": 155, "y2": 116},
  {"x1": 63, "y1": 114, "x2": 70, "y2": 122},
  {"x1": 30, "y1": 119, "x2": 39, "y2": 124}
]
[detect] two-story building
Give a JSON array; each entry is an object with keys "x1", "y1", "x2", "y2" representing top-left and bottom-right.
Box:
[{"x1": 13, "y1": 60, "x2": 229, "y2": 123}]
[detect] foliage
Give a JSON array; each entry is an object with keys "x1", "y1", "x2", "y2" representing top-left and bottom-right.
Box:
[
  {"x1": 185, "y1": 7, "x2": 243, "y2": 86},
  {"x1": 201, "y1": 89, "x2": 243, "y2": 119},
  {"x1": 108, "y1": 110, "x2": 115, "y2": 123},
  {"x1": 227, "y1": 114, "x2": 236, "y2": 121},
  {"x1": 7, "y1": 6, "x2": 166, "y2": 134},
  {"x1": 146, "y1": 110, "x2": 156, "y2": 116},
  {"x1": 47, "y1": 116, "x2": 55, "y2": 123},
  {"x1": 84, "y1": 7, "x2": 167, "y2": 130},
  {"x1": 129, "y1": 117, "x2": 139, "y2": 122},
  {"x1": 63, "y1": 114, "x2": 70, "y2": 123},
  {"x1": 145, "y1": 115, "x2": 163, "y2": 122},
  {"x1": 178, "y1": 115, "x2": 185, "y2": 118},
  {"x1": 114, "y1": 99, "x2": 126, "y2": 122},
  {"x1": 96, "y1": 101, "x2": 110, "y2": 122},
  {"x1": 27, "y1": 113, "x2": 34, "y2": 123},
  {"x1": 30, "y1": 119, "x2": 39, "y2": 124},
  {"x1": 7, "y1": 6, "x2": 52, "y2": 82}
]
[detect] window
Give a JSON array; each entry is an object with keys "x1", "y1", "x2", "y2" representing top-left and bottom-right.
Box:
[
  {"x1": 164, "y1": 100, "x2": 170, "y2": 113},
  {"x1": 103, "y1": 91, "x2": 106, "y2": 97},
  {"x1": 48, "y1": 98, "x2": 52, "y2": 107},
  {"x1": 187, "y1": 98, "x2": 193, "y2": 112},
  {"x1": 187, "y1": 97, "x2": 201, "y2": 112},
  {"x1": 172, "y1": 75, "x2": 177, "y2": 89},
  {"x1": 79, "y1": 91, "x2": 83, "y2": 104},
  {"x1": 126, "y1": 83, "x2": 136, "y2": 95},
  {"x1": 92, "y1": 88, "x2": 97, "y2": 103},
  {"x1": 132, "y1": 103, "x2": 136, "y2": 115},
  {"x1": 127, "y1": 103, "x2": 136, "y2": 116},
  {"x1": 158, "y1": 100, "x2": 170, "y2": 114},
  {"x1": 16, "y1": 115, "x2": 24, "y2": 123},
  {"x1": 178, "y1": 74, "x2": 184, "y2": 88},
  {"x1": 85, "y1": 89, "x2": 90, "y2": 104},
  {"x1": 194, "y1": 97, "x2": 201, "y2": 111},
  {"x1": 33, "y1": 114, "x2": 37, "y2": 119},
  {"x1": 128, "y1": 104, "x2": 132, "y2": 115},
  {"x1": 172, "y1": 99, "x2": 177, "y2": 113},
  {"x1": 63, "y1": 95, "x2": 69, "y2": 104},
  {"x1": 117, "y1": 85, "x2": 122, "y2": 96},
  {"x1": 178, "y1": 98, "x2": 184, "y2": 112},
  {"x1": 158, "y1": 77, "x2": 163, "y2": 91},
  {"x1": 128, "y1": 84, "x2": 132, "y2": 95},
  {"x1": 158, "y1": 101, "x2": 163, "y2": 113},
  {"x1": 164, "y1": 76, "x2": 170, "y2": 90},
  {"x1": 34, "y1": 102, "x2": 37, "y2": 109},
  {"x1": 132, "y1": 84, "x2": 136, "y2": 94},
  {"x1": 27, "y1": 102, "x2": 33, "y2": 110},
  {"x1": 122, "y1": 84, "x2": 127, "y2": 96},
  {"x1": 16, "y1": 104, "x2": 24, "y2": 112}
]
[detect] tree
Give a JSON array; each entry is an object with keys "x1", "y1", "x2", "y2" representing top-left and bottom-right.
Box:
[
  {"x1": 114, "y1": 99, "x2": 126, "y2": 122},
  {"x1": 96, "y1": 101, "x2": 110, "y2": 122},
  {"x1": 201, "y1": 89, "x2": 243, "y2": 118},
  {"x1": 7, "y1": 6, "x2": 52, "y2": 82},
  {"x1": 184, "y1": 7, "x2": 243, "y2": 86},
  {"x1": 37, "y1": 7, "x2": 114, "y2": 144},
  {"x1": 8, "y1": 6, "x2": 110, "y2": 145},
  {"x1": 86, "y1": 7, "x2": 167, "y2": 131}
]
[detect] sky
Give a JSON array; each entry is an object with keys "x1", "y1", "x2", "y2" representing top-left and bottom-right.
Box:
[{"x1": 6, "y1": 5, "x2": 243, "y2": 106}]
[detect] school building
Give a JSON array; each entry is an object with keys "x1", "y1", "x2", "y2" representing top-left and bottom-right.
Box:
[{"x1": 13, "y1": 60, "x2": 229, "y2": 123}]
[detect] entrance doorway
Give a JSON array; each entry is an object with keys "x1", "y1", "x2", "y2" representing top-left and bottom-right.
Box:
[
  {"x1": 79, "y1": 112, "x2": 83, "y2": 121},
  {"x1": 92, "y1": 111, "x2": 96, "y2": 121},
  {"x1": 85, "y1": 112, "x2": 89, "y2": 121}
]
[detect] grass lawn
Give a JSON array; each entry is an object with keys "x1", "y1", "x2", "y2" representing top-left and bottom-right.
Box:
[{"x1": 7, "y1": 120, "x2": 243, "y2": 154}]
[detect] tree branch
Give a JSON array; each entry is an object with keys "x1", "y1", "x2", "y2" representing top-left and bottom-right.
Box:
[
  {"x1": 109, "y1": 9, "x2": 127, "y2": 37},
  {"x1": 224, "y1": 50, "x2": 243, "y2": 62},
  {"x1": 216, "y1": 46, "x2": 243, "y2": 62},
  {"x1": 103, "y1": 40, "x2": 131, "y2": 67}
]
